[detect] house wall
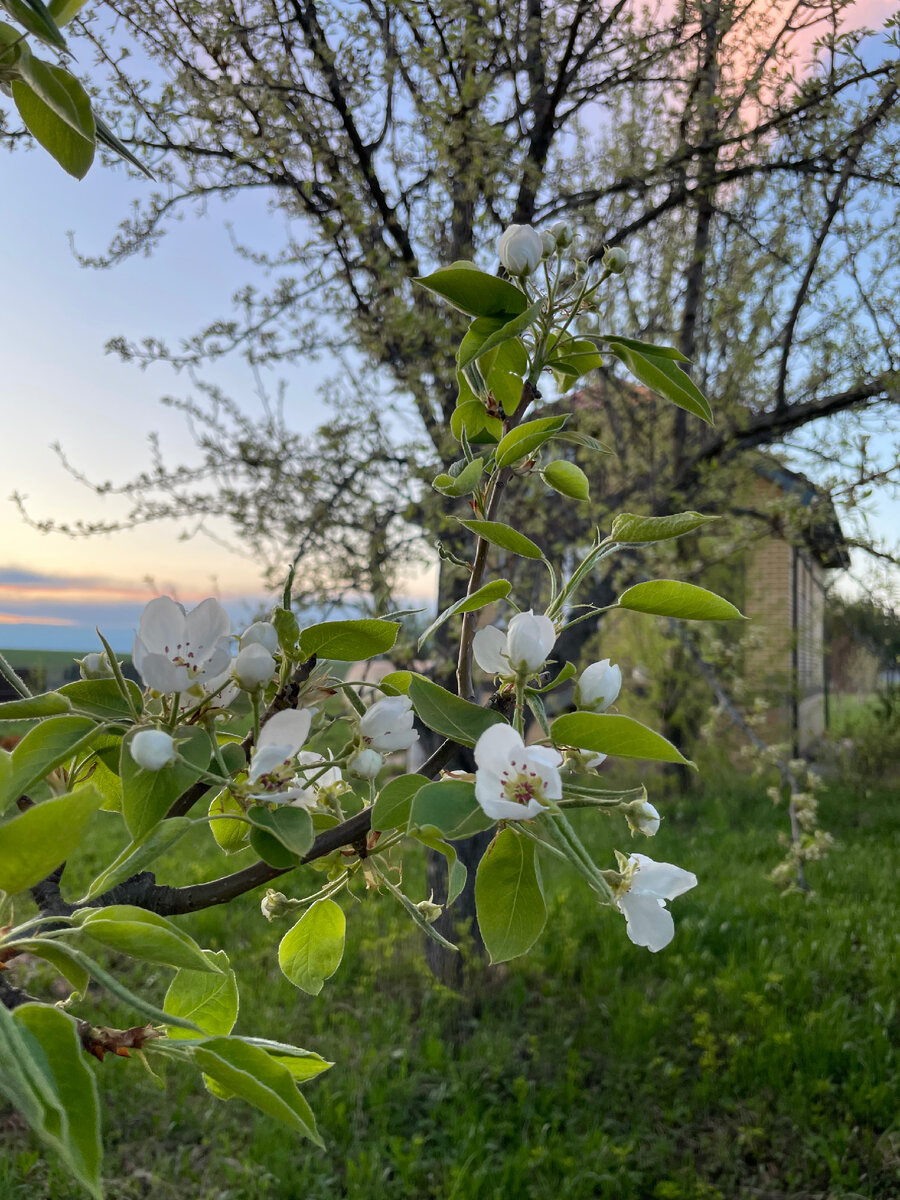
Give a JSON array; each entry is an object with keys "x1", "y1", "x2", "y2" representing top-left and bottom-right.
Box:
[{"x1": 744, "y1": 538, "x2": 827, "y2": 753}]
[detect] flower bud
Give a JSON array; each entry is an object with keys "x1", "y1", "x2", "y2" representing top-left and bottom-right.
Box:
[
  {"x1": 78, "y1": 651, "x2": 114, "y2": 680},
  {"x1": 416, "y1": 898, "x2": 443, "y2": 924},
  {"x1": 233, "y1": 643, "x2": 276, "y2": 690},
  {"x1": 260, "y1": 889, "x2": 291, "y2": 921},
  {"x1": 497, "y1": 224, "x2": 544, "y2": 276},
  {"x1": 602, "y1": 246, "x2": 627, "y2": 274},
  {"x1": 575, "y1": 659, "x2": 622, "y2": 712},
  {"x1": 540, "y1": 230, "x2": 557, "y2": 258},
  {"x1": 550, "y1": 221, "x2": 573, "y2": 248},
  {"x1": 130, "y1": 729, "x2": 177, "y2": 771},
  {"x1": 349, "y1": 748, "x2": 383, "y2": 779},
  {"x1": 506, "y1": 610, "x2": 556, "y2": 674},
  {"x1": 241, "y1": 621, "x2": 279, "y2": 654},
  {"x1": 626, "y1": 799, "x2": 661, "y2": 837}
]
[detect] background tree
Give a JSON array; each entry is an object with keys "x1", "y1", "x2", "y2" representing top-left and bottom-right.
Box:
[{"x1": 8, "y1": 0, "x2": 900, "y2": 972}]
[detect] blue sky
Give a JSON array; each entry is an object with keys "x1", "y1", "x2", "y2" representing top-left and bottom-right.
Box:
[
  {"x1": 0, "y1": 145, "x2": 339, "y2": 649},
  {"x1": 1, "y1": 1, "x2": 897, "y2": 652}
]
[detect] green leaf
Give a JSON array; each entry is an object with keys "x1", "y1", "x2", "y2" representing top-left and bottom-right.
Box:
[
  {"x1": 14, "y1": 1005, "x2": 102, "y2": 1198},
  {"x1": 247, "y1": 805, "x2": 314, "y2": 857},
  {"x1": 82, "y1": 816, "x2": 194, "y2": 900},
  {"x1": 12, "y1": 940, "x2": 90, "y2": 995},
  {"x1": 248, "y1": 826, "x2": 302, "y2": 870},
  {"x1": 417, "y1": 833, "x2": 467, "y2": 905},
  {"x1": 543, "y1": 459, "x2": 590, "y2": 501},
  {"x1": 3, "y1": 0, "x2": 65, "y2": 47},
  {"x1": 191, "y1": 1037, "x2": 322, "y2": 1145},
  {"x1": 600, "y1": 335, "x2": 687, "y2": 360},
  {"x1": 36, "y1": 942, "x2": 203, "y2": 1032},
  {"x1": 165, "y1": 950, "x2": 239, "y2": 1040},
  {"x1": 408, "y1": 676, "x2": 505, "y2": 747},
  {"x1": 494, "y1": 415, "x2": 569, "y2": 469},
  {"x1": 76, "y1": 905, "x2": 220, "y2": 974},
  {"x1": 458, "y1": 519, "x2": 544, "y2": 561},
  {"x1": 0, "y1": 998, "x2": 63, "y2": 1139},
  {"x1": 1, "y1": 715, "x2": 99, "y2": 814},
  {"x1": 415, "y1": 261, "x2": 528, "y2": 318},
  {"x1": 272, "y1": 606, "x2": 300, "y2": 656},
  {"x1": 418, "y1": 579, "x2": 511, "y2": 650},
  {"x1": 13, "y1": 61, "x2": 95, "y2": 179},
  {"x1": 457, "y1": 302, "x2": 542, "y2": 369},
  {"x1": 59, "y1": 678, "x2": 143, "y2": 721},
  {"x1": 409, "y1": 780, "x2": 493, "y2": 840},
  {"x1": 371, "y1": 772, "x2": 428, "y2": 832},
  {"x1": 554, "y1": 431, "x2": 613, "y2": 455},
  {"x1": 475, "y1": 828, "x2": 546, "y2": 964},
  {"x1": 378, "y1": 671, "x2": 413, "y2": 696},
  {"x1": 239, "y1": 1036, "x2": 333, "y2": 1082},
  {"x1": 617, "y1": 580, "x2": 744, "y2": 621},
  {"x1": 551, "y1": 712, "x2": 693, "y2": 766},
  {"x1": 11, "y1": 1005, "x2": 103, "y2": 1199},
  {"x1": 120, "y1": 724, "x2": 212, "y2": 839},
  {"x1": 432, "y1": 456, "x2": 484, "y2": 497},
  {"x1": 450, "y1": 399, "x2": 503, "y2": 444},
  {"x1": 298, "y1": 619, "x2": 399, "y2": 662},
  {"x1": 0, "y1": 692, "x2": 71, "y2": 720},
  {"x1": 609, "y1": 511, "x2": 719, "y2": 543},
  {"x1": 209, "y1": 788, "x2": 250, "y2": 854},
  {"x1": 0, "y1": 785, "x2": 103, "y2": 894},
  {"x1": 278, "y1": 899, "x2": 346, "y2": 996},
  {"x1": 47, "y1": 0, "x2": 88, "y2": 24},
  {"x1": 604, "y1": 337, "x2": 713, "y2": 424}
]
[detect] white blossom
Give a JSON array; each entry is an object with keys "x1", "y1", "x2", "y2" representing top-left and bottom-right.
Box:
[
  {"x1": 473, "y1": 610, "x2": 556, "y2": 677},
  {"x1": 247, "y1": 709, "x2": 313, "y2": 804},
  {"x1": 130, "y1": 729, "x2": 177, "y2": 771},
  {"x1": 474, "y1": 723, "x2": 562, "y2": 821},
  {"x1": 133, "y1": 596, "x2": 231, "y2": 694},
  {"x1": 497, "y1": 224, "x2": 544, "y2": 275},
  {"x1": 241, "y1": 621, "x2": 279, "y2": 654},
  {"x1": 359, "y1": 695, "x2": 418, "y2": 753},
  {"x1": 575, "y1": 659, "x2": 622, "y2": 712},
  {"x1": 615, "y1": 853, "x2": 696, "y2": 952},
  {"x1": 233, "y1": 643, "x2": 277, "y2": 691}
]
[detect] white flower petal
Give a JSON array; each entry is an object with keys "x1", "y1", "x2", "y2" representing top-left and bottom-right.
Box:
[
  {"x1": 619, "y1": 891, "x2": 675, "y2": 952},
  {"x1": 506, "y1": 611, "x2": 556, "y2": 673},
  {"x1": 248, "y1": 744, "x2": 294, "y2": 782},
  {"x1": 523, "y1": 748, "x2": 562, "y2": 801},
  {"x1": 134, "y1": 651, "x2": 183, "y2": 693},
  {"x1": 474, "y1": 723, "x2": 523, "y2": 773},
  {"x1": 233, "y1": 644, "x2": 276, "y2": 689},
  {"x1": 241, "y1": 621, "x2": 279, "y2": 653},
  {"x1": 472, "y1": 626, "x2": 510, "y2": 675},
  {"x1": 138, "y1": 596, "x2": 186, "y2": 654},
  {"x1": 130, "y1": 729, "x2": 177, "y2": 771},
  {"x1": 201, "y1": 644, "x2": 234, "y2": 683},
  {"x1": 258, "y1": 709, "x2": 312, "y2": 755},
  {"x1": 577, "y1": 659, "x2": 622, "y2": 712},
  {"x1": 184, "y1": 596, "x2": 231, "y2": 651},
  {"x1": 373, "y1": 728, "x2": 419, "y2": 753},
  {"x1": 629, "y1": 854, "x2": 697, "y2": 900},
  {"x1": 476, "y1": 789, "x2": 546, "y2": 822}
]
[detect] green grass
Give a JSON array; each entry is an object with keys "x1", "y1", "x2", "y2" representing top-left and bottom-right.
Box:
[{"x1": 2, "y1": 777, "x2": 899, "y2": 1199}]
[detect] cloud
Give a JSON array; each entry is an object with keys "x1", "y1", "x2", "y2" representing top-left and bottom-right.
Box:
[
  {"x1": 0, "y1": 564, "x2": 271, "y2": 653},
  {"x1": 0, "y1": 612, "x2": 76, "y2": 626}
]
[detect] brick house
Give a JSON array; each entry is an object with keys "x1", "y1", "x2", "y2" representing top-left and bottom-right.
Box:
[{"x1": 741, "y1": 464, "x2": 849, "y2": 753}]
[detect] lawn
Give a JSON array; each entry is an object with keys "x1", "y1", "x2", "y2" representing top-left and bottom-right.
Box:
[{"x1": 2, "y1": 775, "x2": 898, "y2": 1199}]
